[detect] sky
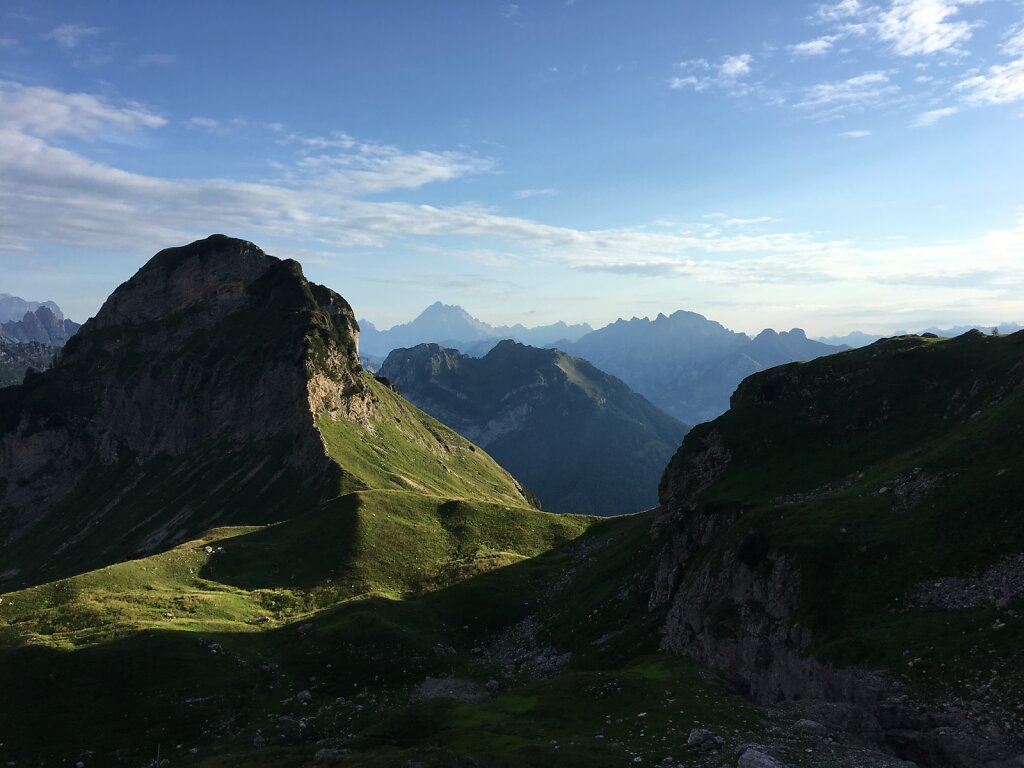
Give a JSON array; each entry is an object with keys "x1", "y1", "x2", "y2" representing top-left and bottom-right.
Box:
[{"x1": 1, "y1": 0, "x2": 1022, "y2": 336}]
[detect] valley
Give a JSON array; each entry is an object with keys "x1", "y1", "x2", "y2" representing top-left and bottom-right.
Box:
[{"x1": 0, "y1": 236, "x2": 1021, "y2": 767}]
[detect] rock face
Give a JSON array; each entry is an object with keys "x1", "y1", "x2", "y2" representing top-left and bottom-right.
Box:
[
  {"x1": 651, "y1": 333, "x2": 1024, "y2": 767},
  {"x1": 0, "y1": 236, "x2": 409, "y2": 586},
  {"x1": 0, "y1": 306, "x2": 80, "y2": 346},
  {"x1": 380, "y1": 340, "x2": 687, "y2": 515}
]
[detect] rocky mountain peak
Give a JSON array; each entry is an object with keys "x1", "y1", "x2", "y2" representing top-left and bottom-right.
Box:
[{"x1": 90, "y1": 234, "x2": 276, "y2": 331}]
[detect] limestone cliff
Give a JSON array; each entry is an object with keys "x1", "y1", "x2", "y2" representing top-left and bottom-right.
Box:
[
  {"x1": 650, "y1": 333, "x2": 1024, "y2": 767},
  {"x1": 0, "y1": 236, "x2": 528, "y2": 589}
]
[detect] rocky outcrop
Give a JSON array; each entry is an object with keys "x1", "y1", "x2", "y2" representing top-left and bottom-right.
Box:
[
  {"x1": 650, "y1": 334, "x2": 1024, "y2": 767},
  {"x1": 0, "y1": 306, "x2": 80, "y2": 346},
  {"x1": 0, "y1": 236, "x2": 371, "y2": 585}
]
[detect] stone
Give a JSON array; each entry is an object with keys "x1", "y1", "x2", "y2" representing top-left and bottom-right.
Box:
[
  {"x1": 737, "y1": 747, "x2": 788, "y2": 768},
  {"x1": 687, "y1": 728, "x2": 722, "y2": 751},
  {"x1": 792, "y1": 719, "x2": 828, "y2": 737},
  {"x1": 297, "y1": 690, "x2": 312, "y2": 703}
]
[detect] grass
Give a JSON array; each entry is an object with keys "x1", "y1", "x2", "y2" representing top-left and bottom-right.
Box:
[
  {"x1": 663, "y1": 332, "x2": 1024, "y2": 696},
  {"x1": 318, "y1": 374, "x2": 533, "y2": 506},
  {"x1": 0, "y1": 507, "x2": 784, "y2": 768}
]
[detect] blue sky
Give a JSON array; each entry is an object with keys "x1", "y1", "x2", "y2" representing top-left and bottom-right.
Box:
[{"x1": 1, "y1": 0, "x2": 1022, "y2": 335}]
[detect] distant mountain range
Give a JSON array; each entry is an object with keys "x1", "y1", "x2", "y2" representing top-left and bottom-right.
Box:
[
  {"x1": 1, "y1": 305, "x2": 80, "y2": 347},
  {"x1": 358, "y1": 301, "x2": 592, "y2": 357},
  {"x1": 380, "y1": 340, "x2": 687, "y2": 516},
  {"x1": 817, "y1": 322, "x2": 1024, "y2": 348},
  {"x1": 0, "y1": 298, "x2": 81, "y2": 386},
  {"x1": 560, "y1": 313, "x2": 844, "y2": 425},
  {"x1": 0, "y1": 293, "x2": 63, "y2": 323},
  {"x1": 361, "y1": 304, "x2": 845, "y2": 425}
]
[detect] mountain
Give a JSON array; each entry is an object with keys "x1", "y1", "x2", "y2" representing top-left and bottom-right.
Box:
[
  {"x1": 0, "y1": 338, "x2": 56, "y2": 387},
  {"x1": 0, "y1": 305, "x2": 81, "y2": 346},
  {"x1": 815, "y1": 330, "x2": 887, "y2": 347},
  {"x1": 380, "y1": 340, "x2": 688, "y2": 515},
  {"x1": 2, "y1": 238, "x2": 1019, "y2": 767},
  {"x1": 651, "y1": 330, "x2": 1024, "y2": 766},
  {"x1": 817, "y1": 323, "x2": 1024, "y2": 348},
  {"x1": 0, "y1": 293, "x2": 63, "y2": 323},
  {"x1": 359, "y1": 301, "x2": 592, "y2": 357},
  {"x1": 0, "y1": 235, "x2": 535, "y2": 589},
  {"x1": 562, "y1": 311, "x2": 844, "y2": 425}
]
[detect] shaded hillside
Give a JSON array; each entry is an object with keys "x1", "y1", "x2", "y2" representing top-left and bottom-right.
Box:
[
  {"x1": 381, "y1": 340, "x2": 688, "y2": 516},
  {"x1": 0, "y1": 235, "x2": 532, "y2": 589},
  {"x1": 563, "y1": 311, "x2": 843, "y2": 424},
  {"x1": 651, "y1": 331, "x2": 1024, "y2": 766}
]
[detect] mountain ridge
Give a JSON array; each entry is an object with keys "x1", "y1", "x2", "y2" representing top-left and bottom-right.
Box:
[
  {"x1": 0, "y1": 235, "x2": 532, "y2": 589},
  {"x1": 380, "y1": 339, "x2": 688, "y2": 515},
  {"x1": 359, "y1": 301, "x2": 593, "y2": 357}
]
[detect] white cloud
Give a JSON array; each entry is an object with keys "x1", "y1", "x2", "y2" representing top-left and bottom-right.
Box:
[
  {"x1": 878, "y1": 0, "x2": 980, "y2": 56},
  {"x1": 720, "y1": 54, "x2": 753, "y2": 78},
  {"x1": 185, "y1": 116, "x2": 221, "y2": 131},
  {"x1": 2, "y1": 79, "x2": 1022, "y2": 331},
  {"x1": 44, "y1": 23, "x2": 102, "y2": 50},
  {"x1": 1005, "y1": 26, "x2": 1024, "y2": 57},
  {"x1": 513, "y1": 188, "x2": 559, "y2": 199},
  {"x1": 0, "y1": 81, "x2": 166, "y2": 139},
  {"x1": 841, "y1": 129, "x2": 874, "y2": 137},
  {"x1": 670, "y1": 54, "x2": 755, "y2": 93},
  {"x1": 816, "y1": 0, "x2": 866, "y2": 22},
  {"x1": 798, "y1": 72, "x2": 899, "y2": 116},
  {"x1": 790, "y1": 36, "x2": 838, "y2": 55},
  {"x1": 957, "y1": 57, "x2": 1024, "y2": 104},
  {"x1": 911, "y1": 105, "x2": 958, "y2": 125}
]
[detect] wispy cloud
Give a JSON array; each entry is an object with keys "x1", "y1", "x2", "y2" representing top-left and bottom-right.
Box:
[
  {"x1": 513, "y1": 188, "x2": 559, "y2": 199},
  {"x1": 789, "y1": 36, "x2": 839, "y2": 55},
  {"x1": 2, "y1": 79, "x2": 1022, "y2": 321},
  {"x1": 840, "y1": 128, "x2": 874, "y2": 137},
  {"x1": 137, "y1": 53, "x2": 177, "y2": 67},
  {"x1": 911, "y1": 105, "x2": 958, "y2": 125},
  {"x1": 798, "y1": 71, "x2": 899, "y2": 117},
  {"x1": 0, "y1": 80, "x2": 165, "y2": 139},
  {"x1": 500, "y1": 4, "x2": 523, "y2": 25},
  {"x1": 877, "y1": 0, "x2": 981, "y2": 56},
  {"x1": 185, "y1": 116, "x2": 221, "y2": 131},
  {"x1": 815, "y1": 0, "x2": 866, "y2": 22},
  {"x1": 957, "y1": 58, "x2": 1024, "y2": 105},
  {"x1": 670, "y1": 53, "x2": 756, "y2": 93},
  {"x1": 43, "y1": 23, "x2": 102, "y2": 50}
]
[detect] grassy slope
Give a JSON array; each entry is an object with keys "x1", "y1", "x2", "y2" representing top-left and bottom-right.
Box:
[
  {"x1": 0, "y1": 509, "x2": 811, "y2": 768},
  {"x1": 319, "y1": 374, "x2": 533, "y2": 506},
  {"x1": 672, "y1": 332, "x2": 1024, "y2": 697}
]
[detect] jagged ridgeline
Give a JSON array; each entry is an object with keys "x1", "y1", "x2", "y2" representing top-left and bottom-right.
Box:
[
  {"x1": 380, "y1": 341, "x2": 688, "y2": 516},
  {"x1": 0, "y1": 235, "x2": 540, "y2": 589}
]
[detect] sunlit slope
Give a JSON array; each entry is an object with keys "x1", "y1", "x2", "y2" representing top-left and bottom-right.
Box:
[{"x1": 0, "y1": 237, "x2": 532, "y2": 590}]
